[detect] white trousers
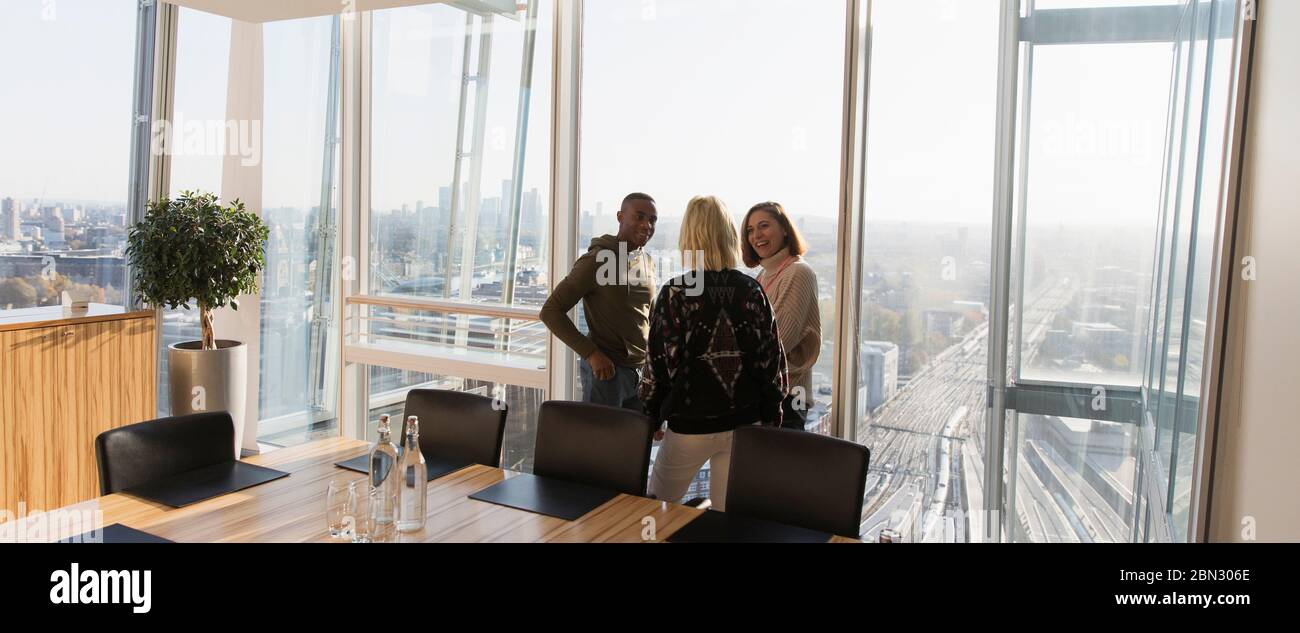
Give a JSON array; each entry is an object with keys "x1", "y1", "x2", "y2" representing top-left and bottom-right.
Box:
[{"x1": 649, "y1": 429, "x2": 734, "y2": 511}]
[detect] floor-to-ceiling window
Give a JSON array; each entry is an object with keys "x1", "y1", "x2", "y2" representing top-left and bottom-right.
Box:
[
  {"x1": 1140, "y1": 0, "x2": 1238, "y2": 543},
  {"x1": 356, "y1": 0, "x2": 553, "y2": 471},
  {"x1": 1002, "y1": 0, "x2": 1178, "y2": 543},
  {"x1": 852, "y1": 0, "x2": 1241, "y2": 543},
  {"x1": 578, "y1": 0, "x2": 847, "y2": 500},
  {"x1": 156, "y1": 7, "x2": 229, "y2": 417},
  {"x1": 855, "y1": 0, "x2": 1001, "y2": 543},
  {"x1": 996, "y1": 0, "x2": 1240, "y2": 543},
  {"x1": 159, "y1": 7, "x2": 341, "y2": 446},
  {"x1": 0, "y1": 0, "x2": 138, "y2": 312},
  {"x1": 258, "y1": 15, "x2": 342, "y2": 444}
]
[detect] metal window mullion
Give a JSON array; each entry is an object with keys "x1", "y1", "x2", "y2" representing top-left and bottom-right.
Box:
[
  {"x1": 1144, "y1": 19, "x2": 1187, "y2": 412},
  {"x1": 1167, "y1": 0, "x2": 1223, "y2": 541},
  {"x1": 455, "y1": 15, "x2": 495, "y2": 347},
  {"x1": 338, "y1": 9, "x2": 372, "y2": 439},
  {"x1": 308, "y1": 16, "x2": 343, "y2": 417},
  {"x1": 985, "y1": 0, "x2": 1022, "y2": 545},
  {"x1": 1194, "y1": 0, "x2": 1255, "y2": 544},
  {"x1": 502, "y1": 0, "x2": 541, "y2": 311},
  {"x1": 546, "y1": 0, "x2": 582, "y2": 402},
  {"x1": 1021, "y1": 5, "x2": 1184, "y2": 46},
  {"x1": 443, "y1": 13, "x2": 477, "y2": 304},
  {"x1": 150, "y1": 1, "x2": 178, "y2": 204},
  {"x1": 834, "y1": 0, "x2": 870, "y2": 443},
  {"x1": 1002, "y1": 0, "x2": 1037, "y2": 542},
  {"x1": 1156, "y1": 1, "x2": 1203, "y2": 517},
  {"x1": 126, "y1": 0, "x2": 161, "y2": 310},
  {"x1": 1010, "y1": 0, "x2": 1035, "y2": 385}
]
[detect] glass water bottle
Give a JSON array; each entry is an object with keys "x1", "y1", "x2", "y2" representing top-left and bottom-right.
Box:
[
  {"x1": 368, "y1": 414, "x2": 399, "y2": 525},
  {"x1": 396, "y1": 416, "x2": 427, "y2": 532}
]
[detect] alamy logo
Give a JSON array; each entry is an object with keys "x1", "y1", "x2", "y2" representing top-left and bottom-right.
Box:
[
  {"x1": 0, "y1": 502, "x2": 103, "y2": 543},
  {"x1": 49, "y1": 563, "x2": 152, "y2": 614},
  {"x1": 594, "y1": 245, "x2": 706, "y2": 297},
  {"x1": 150, "y1": 114, "x2": 263, "y2": 167}
]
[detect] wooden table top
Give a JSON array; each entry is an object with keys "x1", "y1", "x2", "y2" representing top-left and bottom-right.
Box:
[{"x1": 7, "y1": 437, "x2": 859, "y2": 543}]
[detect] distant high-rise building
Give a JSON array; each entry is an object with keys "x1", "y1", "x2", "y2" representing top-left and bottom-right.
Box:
[
  {"x1": 438, "y1": 186, "x2": 452, "y2": 213},
  {"x1": 522, "y1": 188, "x2": 540, "y2": 232},
  {"x1": 860, "y1": 341, "x2": 899, "y2": 410},
  {"x1": 1, "y1": 197, "x2": 18, "y2": 241}
]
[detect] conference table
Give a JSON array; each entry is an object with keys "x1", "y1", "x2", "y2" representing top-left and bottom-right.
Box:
[{"x1": 20, "y1": 438, "x2": 861, "y2": 543}]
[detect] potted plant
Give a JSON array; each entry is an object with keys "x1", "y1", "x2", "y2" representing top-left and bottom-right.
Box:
[{"x1": 127, "y1": 191, "x2": 269, "y2": 457}]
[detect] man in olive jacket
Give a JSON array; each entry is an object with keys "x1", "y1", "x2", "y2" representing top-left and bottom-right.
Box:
[{"x1": 541, "y1": 193, "x2": 658, "y2": 411}]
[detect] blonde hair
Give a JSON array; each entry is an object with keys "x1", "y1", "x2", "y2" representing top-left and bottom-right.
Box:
[{"x1": 679, "y1": 195, "x2": 741, "y2": 271}]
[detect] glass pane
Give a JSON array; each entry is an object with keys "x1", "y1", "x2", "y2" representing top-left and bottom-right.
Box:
[
  {"x1": 158, "y1": 7, "x2": 231, "y2": 416},
  {"x1": 857, "y1": 0, "x2": 1000, "y2": 543},
  {"x1": 579, "y1": 0, "x2": 845, "y2": 432},
  {"x1": 0, "y1": 0, "x2": 136, "y2": 311},
  {"x1": 369, "y1": 1, "x2": 553, "y2": 308},
  {"x1": 1015, "y1": 40, "x2": 1172, "y2": 386},
  {"x1": 1169, "y1": 0, "x2": 1237, "y2": 542},
  {"x1": 1004, "y1": 1, "x2": 1198, "y2": 543},
  {"x1": 257, "y1": 15, "x2": 340, "y2": 446},
  {"x1": 1154, "y1": 2, "x2": 1209, "y2": 499},
  {"x1": 159, "y1": 10, "x2": 342, "y2": 446},
  {"x1": 1008, "y1": 414, "x2": 1139, "y2": 542},
  {"x1": 366, "y1": 369, "x2": 542, "y2": 473}
]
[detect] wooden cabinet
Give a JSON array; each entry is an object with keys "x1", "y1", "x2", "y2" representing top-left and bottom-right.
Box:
[{"x1": 0, "y1": 306, "x2": 156, "y2": 512}]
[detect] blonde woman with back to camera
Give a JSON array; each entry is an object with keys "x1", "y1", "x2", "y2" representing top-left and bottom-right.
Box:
[{"x1": 638, "y1": 195, "x2": 788, "y2": 510}]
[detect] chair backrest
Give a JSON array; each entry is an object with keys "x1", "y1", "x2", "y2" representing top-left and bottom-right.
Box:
[
  {"x1": 726, "y1": 425, "x2": 871, "y2": 538},
  {"x1": 533, "y1": 401, "x2": 656, "y2": 496},
  {"x1": 95, "y1": 412, "x2": 236, "y2": 495},
  {"x1": 402, "y1": 389, "x2": 507, "y2": 468}
]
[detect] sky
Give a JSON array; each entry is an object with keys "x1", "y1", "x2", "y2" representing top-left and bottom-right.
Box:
[
  {"x1": 0, "y1": 0, "x2": 1181, "y2": 229},
  {"x1": 0, "y1": 0, "x2": 136, "y2": 205}
]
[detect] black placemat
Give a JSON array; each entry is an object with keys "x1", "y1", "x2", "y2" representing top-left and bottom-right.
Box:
[
  {"x1": 468, "y1": 473, "x2": 619, "y2": 521},
  {"x1": 58, "y1": 523, "x2": 173, "y2": 544},
  {"x1": 335, "y1": 453, "x2": 473, "y2": 483},
  {"x1": 122, "y1": 461, "x2": 289, "y2": 508},
  {"x1": 666, "y1": 510, "x2": 833, "y2": 543}
]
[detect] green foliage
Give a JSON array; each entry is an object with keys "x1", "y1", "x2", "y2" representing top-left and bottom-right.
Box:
[{"x1": 126, "y1": 191, "x2": 268, "y2": 347}]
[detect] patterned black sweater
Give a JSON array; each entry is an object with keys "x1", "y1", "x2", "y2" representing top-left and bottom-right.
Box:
[{"x1": 639, "y1": 269, "x2": 788, "y2": 434}]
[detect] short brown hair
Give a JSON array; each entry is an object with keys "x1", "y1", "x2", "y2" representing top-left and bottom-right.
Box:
[{"x1": 741, "y1": 202, "x2": 807, "y2": 268}]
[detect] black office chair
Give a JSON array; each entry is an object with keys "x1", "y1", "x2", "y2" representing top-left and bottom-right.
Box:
[
  {"x1": 401, "y1": 389, "x2": 508, "y2": 468},
  {"x1": 95, "y1": 412, "x2": 236, "y2": 495},
  {"x1": 533, "y1": 401, "x2": 656, "y2": 496},
  {"x1": 726, "y1": 425, "x2": 871, "y2": 538}
]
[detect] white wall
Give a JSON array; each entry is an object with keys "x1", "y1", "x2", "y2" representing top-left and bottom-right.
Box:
[{"x1": 1209, "y1": 0, "x2": 1300, "y2": 542}]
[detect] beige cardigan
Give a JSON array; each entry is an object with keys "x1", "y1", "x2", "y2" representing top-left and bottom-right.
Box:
[{"x1": 756, "y1": 249, "x2": 822, "y2": 404}]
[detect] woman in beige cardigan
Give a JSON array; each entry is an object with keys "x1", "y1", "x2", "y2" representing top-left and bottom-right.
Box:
[{"x1": 743, "y1": 202, "x2": 822, "y2": 431}]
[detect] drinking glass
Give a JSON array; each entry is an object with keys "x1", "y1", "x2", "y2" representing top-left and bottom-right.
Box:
[
  {"x1": 351, "y1": 485, "x2": 376, "y2": 543},
  {"x1": 325, "y1": 479, "x2": 349, "y2": 539}
]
